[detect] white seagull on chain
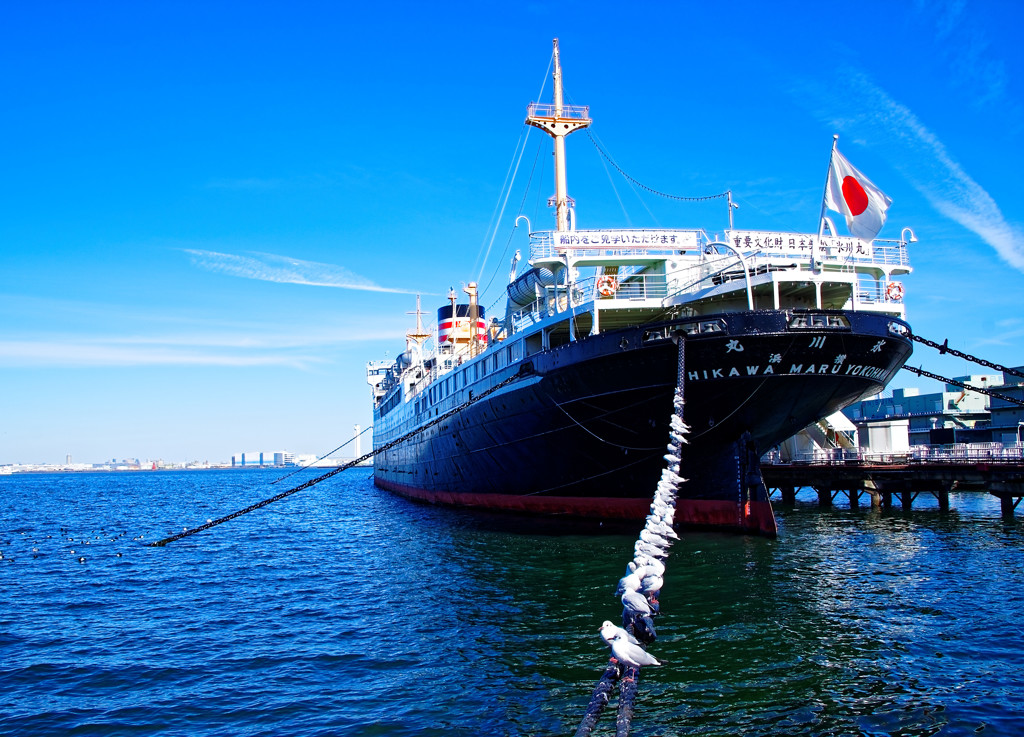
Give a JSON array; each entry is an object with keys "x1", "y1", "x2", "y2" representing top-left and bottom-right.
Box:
[
  {"x1": 616, "y1": 571, "x2": 642, "y2": 595},
  {"x1": 621, "y1": 589, "x2": 653, "y2": 615},
  {"x1": 599, "y1": 621, "x2": 661, "y2": 668}
]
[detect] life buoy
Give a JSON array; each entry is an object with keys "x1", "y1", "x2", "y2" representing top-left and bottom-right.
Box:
[
  {"x1": 885, "y1": 281, "x2": 904, "y2": 301},
  {"x1": 597, "y1": 275, "x2": 618, "y2": 297}
]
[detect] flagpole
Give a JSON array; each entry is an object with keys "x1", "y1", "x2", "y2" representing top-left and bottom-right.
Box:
[{"x1": 817, "y1": 134, "x2": 839, "y2": 237}]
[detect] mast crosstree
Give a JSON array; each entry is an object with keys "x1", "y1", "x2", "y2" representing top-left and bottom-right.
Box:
[{"x1": 526, "y1": 38, "x2": 591, "y2": 233}]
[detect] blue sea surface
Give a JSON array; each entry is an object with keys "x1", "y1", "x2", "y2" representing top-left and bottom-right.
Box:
[{"x1": 2, "y1": 469, "x2": 1023, "y2": 735}]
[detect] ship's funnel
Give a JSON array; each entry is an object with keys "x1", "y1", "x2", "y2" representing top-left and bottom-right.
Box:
[{"x1": 437, "y1": 304, "x2": 488, "y2": 345}]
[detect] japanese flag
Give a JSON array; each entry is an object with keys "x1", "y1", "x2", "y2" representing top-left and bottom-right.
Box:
[{"x1": 824, "y1": 148, "x2": 892, "y2": 241}]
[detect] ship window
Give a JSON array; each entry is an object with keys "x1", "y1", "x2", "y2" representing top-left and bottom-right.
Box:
[{"x1": 788, "y1": 314, "x2": 851, "y2": 330}]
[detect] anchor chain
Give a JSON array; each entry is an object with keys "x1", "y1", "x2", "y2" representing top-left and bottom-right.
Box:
[
  {"x1": 148, "y1": 368, "x2": 528, "y2": 547},
  {"x1": 910, "y1": 334, "x2": 1024, "y2": 380},
  {"x1": 575, "y1": 335, "x2": 687, "y2": 737},
  {"x1": 900, "y1": 365, "x2": 1024, "y2": 408}
]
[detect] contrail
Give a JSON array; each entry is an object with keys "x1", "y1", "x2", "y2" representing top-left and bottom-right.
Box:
[
  {"x1": 184, "y1": 249, "x2": 421, "y2": 293},
  {"x1": 803, "y1": 68, "x2": 1024, "y2": 272}
]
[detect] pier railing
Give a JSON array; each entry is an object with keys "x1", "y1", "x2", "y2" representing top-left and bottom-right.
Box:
[{"x1": 763, "y1": 443, "x2": 1024, "y2": 466}]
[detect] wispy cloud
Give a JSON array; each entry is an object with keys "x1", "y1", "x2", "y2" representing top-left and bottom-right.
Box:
[
  {"x1": 0, "y1": 306, "x2": 409, "y2": 368},
  {"x1": 800, "y1": 70, "x2": 1024, "y2": 273},
  {"x1": 184, "y1": 249, "x2": 420, "y2": 293},
  {"x1": 0, "y1": 338, "x2": 322, "y2": 368},
  {"x1": 922, "y1": 0, "x2": 1015, "y2": 114}
]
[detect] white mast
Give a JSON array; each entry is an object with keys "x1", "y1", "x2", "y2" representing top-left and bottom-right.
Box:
[
  {"x1": 405, "y1": 295, "x2": 431, "y2": 366},
  {"x1": 526, "y1": 38, "x2": 591, "y2": 232}
]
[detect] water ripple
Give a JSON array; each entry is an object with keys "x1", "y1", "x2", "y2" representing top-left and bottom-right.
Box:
[{"x1": 2, "y1": 471, "x2": 1023, "y2": 735}]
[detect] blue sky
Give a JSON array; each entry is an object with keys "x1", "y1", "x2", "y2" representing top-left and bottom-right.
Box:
[{"x1": 2, "y1": 0, "x2": 1022, "y2": 465}]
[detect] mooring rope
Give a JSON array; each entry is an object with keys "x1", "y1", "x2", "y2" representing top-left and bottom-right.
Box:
[
  {"x1": 575, "y1": 334, "x2": 687, "y2": 737},
  {"x1": 148, "y1": 369, "x2": 527, "y2": 547}
]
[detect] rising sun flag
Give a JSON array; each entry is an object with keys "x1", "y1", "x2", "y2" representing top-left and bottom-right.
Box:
[{"x1": 824, "y1": 144, "x2": 892, "y2": 241}]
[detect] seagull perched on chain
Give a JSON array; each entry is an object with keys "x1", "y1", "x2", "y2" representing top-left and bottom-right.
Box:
[
  {"x1": 640, "y1": 572, "x2": 664, "y2": 597},
  {"x1": 616, "y1": 571, "x2": 642, "y2": 596},
  {"x1": 621, "y1": 589, "x2": 653, "y2": 616},
  {"x1": 599, "y1": 621, "x2": 661, "y2": 668}
]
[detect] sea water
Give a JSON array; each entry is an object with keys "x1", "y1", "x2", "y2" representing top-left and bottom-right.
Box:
[{"x1": 2, "y1": 469, "x2": 1023, "y2": 736}]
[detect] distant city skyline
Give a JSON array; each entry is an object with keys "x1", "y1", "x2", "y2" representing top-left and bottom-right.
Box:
[{"x1": 2, "y1": 1, "x2": 1022, "y2": 465}]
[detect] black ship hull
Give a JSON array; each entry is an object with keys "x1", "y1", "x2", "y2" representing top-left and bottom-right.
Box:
[{"x1": 372, "y1": 309, "x2": 912, "y2": 535}]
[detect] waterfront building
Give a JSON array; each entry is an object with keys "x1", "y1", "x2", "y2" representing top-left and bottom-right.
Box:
[
  {"x1": 843, "y1": 374, "x2": 1001, "y2": 447},
  {"x1": 989, "y1": 366, "x2": 1024, "y2": 445}
]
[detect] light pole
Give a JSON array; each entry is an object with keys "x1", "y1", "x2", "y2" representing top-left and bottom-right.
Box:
[{"x1": 1017, "y1": 421, "x2": 1024, "y2": 445}]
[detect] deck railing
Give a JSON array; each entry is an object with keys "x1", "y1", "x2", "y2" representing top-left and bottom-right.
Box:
[
  {"x1": 508, "y1": 272, "x2": 669, "y2": 332},
  {"x1": 763, "y1": 443, "x2": 1024, "y2": 466}
]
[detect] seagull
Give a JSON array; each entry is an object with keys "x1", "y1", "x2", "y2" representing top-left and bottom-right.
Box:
[
  {"x1": 641, "y1": 573, "x2": 664, "y2": 596},
  {"x1": 600, "y1": 621, "x2": 661, "y2": 668},
  {"x1": 635, "y1": 540, "x2": 667, "y2": 561},
  {"x1": 626, "y1": 611, "x2": 658, "y2": 643},
  {"x1": 622, "y1": 589, "x2": 652, "y2": 615},
  {"x1": 640, "y1": 528, "x2": 672, "y2": 548},
  {"x1": 634, "y1": 555, "x2": 666, "y2": 576},
  {"x1": 647, "y1": 519, "x2": 679, "y2": 539},
  {"x1": 616, "y1": 572, "x2": 642, "y2": 596}
]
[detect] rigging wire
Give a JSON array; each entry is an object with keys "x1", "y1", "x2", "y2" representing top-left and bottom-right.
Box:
[
  {"x1": 584, "y1": 128, "x2": 730, "y2": 203},
  {"x1": 584, "y1": 125, "x2": 660, "y2": 227},
  {"x1": 474, "y1": 52, "x2": 554, "y2": 285},
  {"x1": 474, "y1": 124, "x2": 533, "y2": 281},
  {"x1": 591, "y1": 128, "x2": 633, "y2": 227},
  {"x1": 479, "y1": 135, "x2": 545, "y2": 302}
]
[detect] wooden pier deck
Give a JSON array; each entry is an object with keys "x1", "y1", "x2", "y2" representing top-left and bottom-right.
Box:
[{"x1": 761, "y1": 446, "x2": 1024, "y2": 516}]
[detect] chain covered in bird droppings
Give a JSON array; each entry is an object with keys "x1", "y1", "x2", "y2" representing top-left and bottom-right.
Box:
[
  {"x1": 148, "y1": 368, "x2": 528, "y2": 547},
  {"x1": 575, "y1": 334, "x2": 687, "y2": 737}
]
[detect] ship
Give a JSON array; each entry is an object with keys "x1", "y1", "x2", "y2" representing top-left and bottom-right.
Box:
[{"x1": 365, "y1": 40, "x2": 914, "y2": 536}]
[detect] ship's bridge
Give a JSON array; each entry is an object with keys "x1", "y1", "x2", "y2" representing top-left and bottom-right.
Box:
[{"x1": 509, "y1": 227, "x2": 915, "y2": 338}]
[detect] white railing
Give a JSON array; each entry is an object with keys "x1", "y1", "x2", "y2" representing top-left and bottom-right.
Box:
[
  {"x1": 508, "y1": 272, "x2": 670, "y2": 333},
  {"x1": 527, "y1": 102, "x2": 590, "y2": 120},
  {"x1": 763, "y1": 443, "x2": 1024, "y2": 465},
  {"x1": 579, "y1": 273, "x2": 668, "y2": 301},
  {"x1": 857, "y1": 277, "x2": 905, "y2": 305}
]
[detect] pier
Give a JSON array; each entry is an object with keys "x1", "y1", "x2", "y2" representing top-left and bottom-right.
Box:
[{"x1": 762, "y1": 446, "x2": 1024, "y2": 516}]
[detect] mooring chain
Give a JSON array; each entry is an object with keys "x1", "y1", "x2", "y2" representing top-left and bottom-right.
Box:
[
  {"x1": 910, "y1": 334, "x2": 1024, "y2": 380},
  {"x1": 148, "y1": 368, "x2": 527, "y2": 547},
  {"x1": 575, "y1": 335, "x2": 687, "y2": 737},
  {"x1": 901, "y1": 365, "x2": 1024, "y2": 408}
]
